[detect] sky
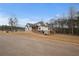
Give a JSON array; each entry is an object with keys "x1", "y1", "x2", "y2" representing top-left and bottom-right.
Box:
[{"x1": 0, "y1": 3, "x2": 79, "y2": 27}]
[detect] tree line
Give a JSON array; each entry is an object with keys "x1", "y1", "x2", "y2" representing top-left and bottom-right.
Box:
[{"x1": 48, "y1": 7, "x2": 79, "y2": 35}]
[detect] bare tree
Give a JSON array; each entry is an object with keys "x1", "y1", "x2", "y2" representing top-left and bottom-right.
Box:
[
  {"x1": 13, "y1": 17, "x2": 18, "y2": 27},
  {"x1": 9, "y1": 18, "x2": 14, "y2": 26},
  {"x1": 69, "y1": 6, "x2": 76, "y2": 34},
  {"x1": 8, "y1": 16, "x2": 18, "y2": 32}
]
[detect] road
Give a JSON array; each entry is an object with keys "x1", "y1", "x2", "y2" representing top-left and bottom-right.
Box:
[{"x1": 0, "y1": 33, "x2": 79, "y2": 56}]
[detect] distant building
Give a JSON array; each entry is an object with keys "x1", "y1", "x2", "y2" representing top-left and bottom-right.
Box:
[
  {"x1": 36, "y1": 22, "x2": 50, "y2": 35},
  {"x1": 37, "y1": 25, "x2": 49, "y2": 32},
  {"x1": 25, "y1": 23, "x2": 32, "y2": 31}
]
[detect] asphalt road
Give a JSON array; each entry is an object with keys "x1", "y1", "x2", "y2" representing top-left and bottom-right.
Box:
[{"x1": 0, "y1": 34, "x2": 79, "y2": 56}]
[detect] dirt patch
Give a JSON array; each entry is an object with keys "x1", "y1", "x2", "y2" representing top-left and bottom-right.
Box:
[
  {"x1": 1, "y1": 31, "x2": 79, "y2": 44},
  {"x1": 0, "y1": 31, "x2": 79, "y2": 55}
]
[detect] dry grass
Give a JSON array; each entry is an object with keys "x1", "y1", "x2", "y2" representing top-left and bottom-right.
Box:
[{"x1": 0, "y1": 31, "x2": 79, "y2": 44}]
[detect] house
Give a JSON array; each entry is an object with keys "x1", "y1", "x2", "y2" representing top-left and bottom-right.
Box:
[
  {"x1": 38, "y1": 25, "x2": 50, "y2": 35},
  {"x1": 36, "y1": 21, "x2": 50, "y2": 35},
  {"x1": 25, "y1": 23, "x2": 32, "y2": 31},
  {"x1": 38, "y1": 25, "x2": 48, "y2": 31}
]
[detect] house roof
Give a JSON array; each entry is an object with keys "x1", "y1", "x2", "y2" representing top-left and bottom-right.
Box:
[{"x1": 35, "y1": 21, "x2": 48, "y2": 27}]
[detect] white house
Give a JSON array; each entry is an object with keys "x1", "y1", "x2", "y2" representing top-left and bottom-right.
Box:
[
  {"x1": 38, "y1": 26, "x2": 49, "y2": 32},
  {"x1": 25, "y1": 23, "x2": 32, "y2": 31},
  {"x1": 36, "y1": 22, "x2": 50, "y2": 35},
  {"x1": 38, "y1": 26, "x2": 50, "y2": 35}
]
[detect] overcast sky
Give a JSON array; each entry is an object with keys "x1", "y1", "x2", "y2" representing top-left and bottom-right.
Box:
[{"x1": 0, "y1": 3, "x2": 79, "y2": 27}]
